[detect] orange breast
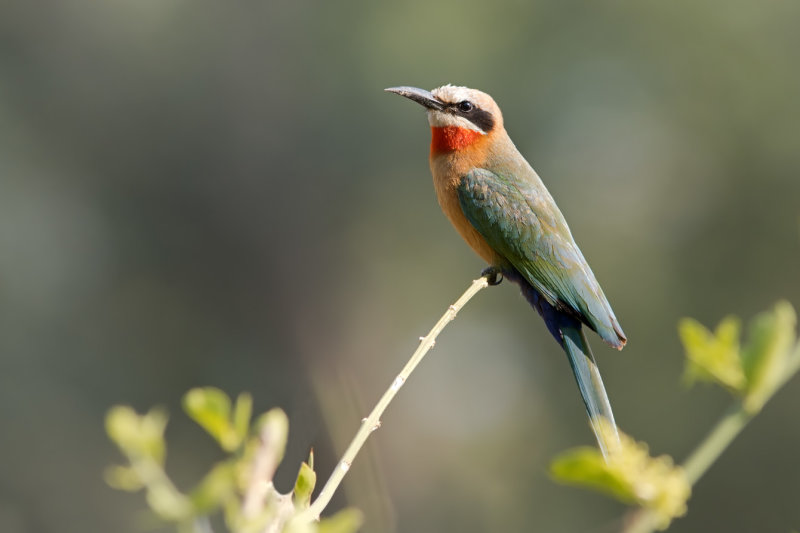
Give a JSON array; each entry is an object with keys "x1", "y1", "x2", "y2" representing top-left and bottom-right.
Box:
[{"x1": 429, "y1": 137, "x2": 504, "y2": 267}]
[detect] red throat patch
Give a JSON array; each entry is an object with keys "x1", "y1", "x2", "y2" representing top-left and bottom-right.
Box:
[{"x1": 430, "y1": 126, "x2": 483, "y2": 154}]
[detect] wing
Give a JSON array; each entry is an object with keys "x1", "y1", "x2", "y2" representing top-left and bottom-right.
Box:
[{"x1": 457, "y1": 167, "x2": 625, "y2": 348}]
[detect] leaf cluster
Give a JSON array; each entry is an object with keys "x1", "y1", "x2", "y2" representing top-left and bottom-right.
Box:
[
  {"x1": 680, "y1": 301, "x2": 798, "y2": 413},
  {"x1": 551, "y1": 420, "x2": 690, "y2": 530},
  {"x1": 106, "y1": 387, "x2": 362, "y2": 533},
  {"x1": 550, "y1": 301, "x2": 800, "y2": 531}
]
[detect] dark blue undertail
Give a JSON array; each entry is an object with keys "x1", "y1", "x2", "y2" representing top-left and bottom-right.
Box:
[{"x1": 505, "y1": 269, "x2": 621, "y2": 458}]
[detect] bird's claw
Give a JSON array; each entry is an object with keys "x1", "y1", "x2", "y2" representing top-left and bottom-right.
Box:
[{"x1": 481, "y1": 267, "x2": 503, "y2": 286}]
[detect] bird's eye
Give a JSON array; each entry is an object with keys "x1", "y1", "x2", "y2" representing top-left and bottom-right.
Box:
[{"x1": 457, "y1": 101, "x2": 474, "y2": 113}]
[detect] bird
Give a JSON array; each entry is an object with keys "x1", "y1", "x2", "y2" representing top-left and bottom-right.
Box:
[{"x1": 385, "y1": 84, "x2": 626, "y2": 457}]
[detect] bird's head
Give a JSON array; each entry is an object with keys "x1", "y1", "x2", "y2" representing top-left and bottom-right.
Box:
[{"x1": 386, "y1": 85, "x2": 503, "y2": 154}]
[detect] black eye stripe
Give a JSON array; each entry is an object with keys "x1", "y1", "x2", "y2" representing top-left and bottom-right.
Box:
[{"x1": 447, "y1": 102, "x2": 495, "y2": 133}]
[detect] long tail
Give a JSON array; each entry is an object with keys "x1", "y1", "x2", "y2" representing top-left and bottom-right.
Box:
[
  {"x1": 507, "y1": 269, "x2": 621, "y2": 458},
  {"x1": 560, "y1": 324, "x2": 621, "y2": 458}
]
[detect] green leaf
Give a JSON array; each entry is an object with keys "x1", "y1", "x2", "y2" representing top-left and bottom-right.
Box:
[
  {"x1": 106, "y1": 406, "x2": 168, "y2": 464},
  {"x1": 679, "y1": 316, "x2": 745, "y2": 392},
  {"x1": 293, "y1": 460, "x2": 316, "y2": 510},
  {"x1": 551, "y1": 447, "x2": 638, "y2": 504},
  {"x1": 741, "y1": 301, "x2": 797, "y2": 413},
  {"x1": 145, "y1": 481, "x2": 193, "y2": 522},
  {"x1": 551, "y1": 420, "x2": 690, "y2": 530},
  {"x1": 104, "y1": 465, "x2": 144, "y2": 492},
  {"x1": 183, "y1": 387, "x2": 241, "y2": 451},
  {"x1": 317, "y1": 508, "x2": 364, "y2": 533},
  {"x1": 189, "y1": 460, "x2": 237, "y2": 514},
  {"x1": 233, "y1": 392, "x2": 253, "y2": 444},
  {"x1": 283, "y1": 516, "x2": 317, "y2": 533}
]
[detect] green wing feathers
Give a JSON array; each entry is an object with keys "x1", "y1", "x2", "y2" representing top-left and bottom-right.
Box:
[{"x1": 457, "y1": 168, "x2": 626, "y2": 349}]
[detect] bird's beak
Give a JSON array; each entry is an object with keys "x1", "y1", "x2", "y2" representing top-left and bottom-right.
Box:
[{"x1": 385, "y1": 86, "x2": 445, "y2": 111}]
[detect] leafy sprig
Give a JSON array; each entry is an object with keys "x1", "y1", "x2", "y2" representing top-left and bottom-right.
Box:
[
  {"x1": 551, "y1": 301, "x2": 800, "y2": 532},
  {"x1": 106, "y1": 388, "x2": 362, "y2": 533}
]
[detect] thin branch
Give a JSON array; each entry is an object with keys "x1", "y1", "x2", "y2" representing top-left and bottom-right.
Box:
[
  {"x1": 681, "y1": 404, "x2": 751, "y2": 486},
  {"x1": 242, "y1": 419, "x2": 283, "y2": 518},
  {"x1": 299, "y1": 276, "x2": 491, "y2": 521}
]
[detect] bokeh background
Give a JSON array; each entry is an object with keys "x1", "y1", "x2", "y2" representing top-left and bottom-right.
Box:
[{"x1": 1, "y1": 0, "x2": 799, "y2": 532}]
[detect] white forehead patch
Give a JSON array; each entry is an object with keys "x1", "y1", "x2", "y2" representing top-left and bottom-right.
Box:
[{"x1": 431, "y1": 84, "x2": 475, "y2": 105}]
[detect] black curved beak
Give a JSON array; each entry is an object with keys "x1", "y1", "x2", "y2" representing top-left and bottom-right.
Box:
[{"x1": 385, "y1": 86, "x2": 445, "y2": 111}]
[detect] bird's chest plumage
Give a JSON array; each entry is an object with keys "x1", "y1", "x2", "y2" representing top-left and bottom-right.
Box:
[{"x1": 429, "y1": 147, "x2": 505, "y2": 266}]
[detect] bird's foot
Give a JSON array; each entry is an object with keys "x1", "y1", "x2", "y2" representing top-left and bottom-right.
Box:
[{"x1": 481, "y1": 267, "x2": 503, "y2": 286}]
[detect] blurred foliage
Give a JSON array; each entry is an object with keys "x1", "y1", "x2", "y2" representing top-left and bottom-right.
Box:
[
  {"x1": 680, "y1": 316, "x2": 744, "y2": 392},
  {"x1": 551, "y1": 302, "x2": 800, "y2": 531},
  {"x1": 681, "y1": 301, "x2": 798, "y2": 413},
  {"x1": 551, "y1": 420, "x2": 689, "y2": 530},
  {"x1": 106, "y1": 388, "x2": 362, "y2": 533},
  {"x1": 183, "y1": 389, "x2": 253, "y2": 453}
]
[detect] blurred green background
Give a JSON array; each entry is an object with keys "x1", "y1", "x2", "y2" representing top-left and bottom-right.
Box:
[{"x1": 1, "y1": 0, "x2": 799, "y2": 531}]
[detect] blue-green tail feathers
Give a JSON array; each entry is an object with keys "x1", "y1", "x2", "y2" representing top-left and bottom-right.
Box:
[
  {"x1": 507, "y1": 269, "x2": 621, "y2": 458},
  {"x1": 561, "y1": 325, "x2": 621, "y2": 458}
]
